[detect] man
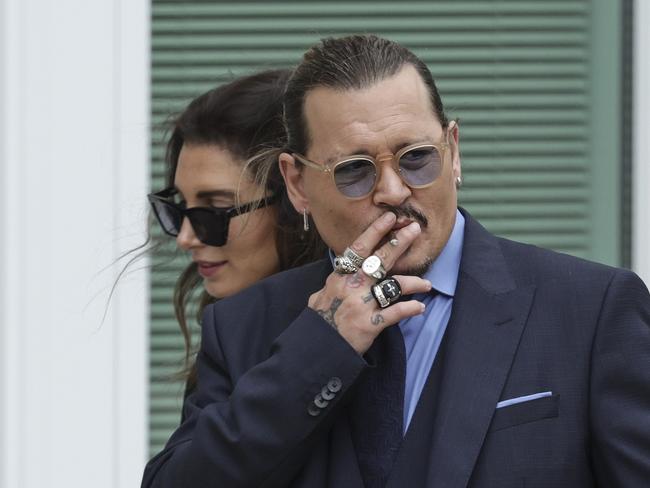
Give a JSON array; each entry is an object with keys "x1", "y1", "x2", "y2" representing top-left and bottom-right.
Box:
[{"x1": 142, "y1": 35, "x2": 650, "y2": 487}]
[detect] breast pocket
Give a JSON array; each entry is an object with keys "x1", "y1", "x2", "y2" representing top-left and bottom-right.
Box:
[{"x1": 488, "y1": 394, "x2": 559, "y2": 432}]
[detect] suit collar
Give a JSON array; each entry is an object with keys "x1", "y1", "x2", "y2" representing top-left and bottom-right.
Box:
[
  {"x1": 423, "y1": 209, "x2": 465, "y2": 297},
  {"x1": 457, "y1": 207, "x2": 517, "y2": 295}
]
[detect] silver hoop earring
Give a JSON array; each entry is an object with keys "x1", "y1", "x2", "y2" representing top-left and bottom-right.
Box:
[
  {"x1": 303, "y1": 208, "x2": 310, "y2": 231},
  {"x1": 455, "y1": 176, "x2": 462, "y2": 189}
]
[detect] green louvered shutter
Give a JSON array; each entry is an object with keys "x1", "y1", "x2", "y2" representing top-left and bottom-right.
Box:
[{"x1": 149, "y1": 0, "x2": 622, "y2": 457}]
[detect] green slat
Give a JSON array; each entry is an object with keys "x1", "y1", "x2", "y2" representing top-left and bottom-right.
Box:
[
  {"x1": 149, "y1": 63, "x2": 590, "y2": 82},
  {"x1": 151, "y1": 50, "x2": 588, "y2": 73},
  {"x1": 469, "y1": 202, "x2": 588, "y2": 218},
  {"x1": 151, "y1": 17, "x2": 587, "y2": 33},
  {"x1": 152, "y1": 31, "x2": 587, "y2": 49},
  {"x1": 465, "y1": 158, "x2": 588, "y2": 171},
  {"x1": 459, "y1": 187, "x2": 588, "y2": 201},
  {"x1": 466, "y1": 173, "x2": 587, "y2": 186}
]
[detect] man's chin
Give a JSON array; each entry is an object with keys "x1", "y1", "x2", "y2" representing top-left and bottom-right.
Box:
[{"x1": 391, "y1": 253, "x2": 433, "y2": 277}]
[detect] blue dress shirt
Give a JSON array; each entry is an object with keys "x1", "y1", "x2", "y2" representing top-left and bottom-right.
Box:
[{"x1": 399, "y1": 209, "x2": 465, "y2": 432}]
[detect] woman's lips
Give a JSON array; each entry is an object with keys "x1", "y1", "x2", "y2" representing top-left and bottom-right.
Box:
[{"x1": 196, "y1": 261, "x2": 226, "y2": 278}]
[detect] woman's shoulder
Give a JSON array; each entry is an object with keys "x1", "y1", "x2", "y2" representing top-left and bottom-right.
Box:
[
  {"x1": 206, "y1": 257, "x2": 331, "y2": 319},
  {"x1": 201, "y1": 257, "x2": 332, "y2": 364}
]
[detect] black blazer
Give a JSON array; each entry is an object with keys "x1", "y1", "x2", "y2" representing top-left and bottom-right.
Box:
[{"x1": 142, "y1": 210, "x2": 650, "y2": 487}]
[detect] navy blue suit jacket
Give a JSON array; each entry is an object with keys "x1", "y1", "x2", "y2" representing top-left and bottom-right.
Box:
[{"x1": 142, "y1": 210, "x2": 650, "y2": 487}]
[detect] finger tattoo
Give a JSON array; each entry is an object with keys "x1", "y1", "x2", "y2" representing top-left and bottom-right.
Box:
[
  {"x1": 316, "y1": 297, "x2": 343, "y2": 330},
  {"x1": 362, "y1": 293, "x2": 374, "y2": 304},
  {"x1": 345, "y1": 273, "x2": 366, "y2": 289},
  {"x1": 371, "y1": 313, "x2": 385, "y2": 326}
]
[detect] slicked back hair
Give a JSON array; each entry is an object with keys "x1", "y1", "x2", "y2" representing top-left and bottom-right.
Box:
[{"x1": 283, "y1": 34, "x2": 449, "y2": 154}]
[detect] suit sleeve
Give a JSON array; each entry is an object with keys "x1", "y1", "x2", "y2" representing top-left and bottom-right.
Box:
[
  {"x1": 590, "y1": 269, "x2": 650, "y2": 485},
  {"x1": 141, "y1": 306, "x2": 367, "y2": 488}
]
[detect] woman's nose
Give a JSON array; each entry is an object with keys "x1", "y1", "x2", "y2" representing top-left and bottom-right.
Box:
[{"x1": 176, "y1": 217, "x2": 202, "y2": 250}]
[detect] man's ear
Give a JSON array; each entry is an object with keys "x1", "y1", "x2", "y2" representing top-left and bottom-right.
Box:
[
  {"x1": 447, "y1": 120, "x2": 461, "y2": 181},
  {"x1": 279, "y1": 152, "x2": 310, "y2": 213}
]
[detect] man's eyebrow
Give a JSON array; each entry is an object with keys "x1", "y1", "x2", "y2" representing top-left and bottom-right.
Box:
[
  {"x1": 324, "y1": 151, "x2": 357, "y2": 166},
  {"x1": 323, "y1": 148, "x2": 377, "y2": 166},
  {"x1": 323, "y1": 137, "x2": 431, "y2": 165},
  {"x1": 393, "y1": 139, "x2": 424, "y2": 153}
]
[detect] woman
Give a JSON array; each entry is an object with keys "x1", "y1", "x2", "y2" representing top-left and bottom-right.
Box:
[{"x1": 148, "y1": 69, "x2": 325, "y2": 392}]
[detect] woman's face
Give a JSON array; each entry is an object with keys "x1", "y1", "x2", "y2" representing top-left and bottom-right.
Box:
[{"x1": 174, "y1": 143, "x2": 280, "y2": 298}]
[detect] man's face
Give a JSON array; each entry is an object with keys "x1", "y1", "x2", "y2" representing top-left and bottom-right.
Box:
[{"x1": 282, "y1": 64, "x2": 461, "y2": 275}]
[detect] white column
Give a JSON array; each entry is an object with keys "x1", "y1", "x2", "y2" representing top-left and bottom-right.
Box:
[
  {"x1": 634, "y1": 0, "x2": 650, "y2": 284},
  {"x1": 0, "y1": 0, "x2": 150, "y2": 487}
]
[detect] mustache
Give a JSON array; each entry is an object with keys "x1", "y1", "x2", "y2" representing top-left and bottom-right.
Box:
[{"x1": 379, "y1": 204, "x2": 428, "y2": 228}]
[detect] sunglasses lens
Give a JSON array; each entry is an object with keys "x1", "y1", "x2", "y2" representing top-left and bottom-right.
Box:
[
  {"x1": 398, "y1": 146, "x2": 442, "y2": 186},
  {"x1": 333, "y1": 158, "x2": 377, "y2": 198},
  {"x1": 187, "y1": 208, "x2": 229, "y2": 247},
  {"x1": 151, "y1": 199, "x2": 182, "y2": 236}
]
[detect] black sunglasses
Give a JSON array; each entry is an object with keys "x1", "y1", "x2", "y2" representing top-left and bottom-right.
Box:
[{"x1": 147, "y1": 188, "x2": 279, "y2": 247}]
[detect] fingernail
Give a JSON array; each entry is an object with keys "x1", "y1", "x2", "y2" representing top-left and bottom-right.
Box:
[
  {"x1": 383, "y1": 212, "x2": 396, "y2": 223},
  {"x1": 425, "y1": 280, "x2": 432, "y2": 290},
  {"x1": 408, "y1": 221, "x2": 421, "y2": 232},
  {"x1": 420, "y1": 303, "x2": 426, "y2": 313}
]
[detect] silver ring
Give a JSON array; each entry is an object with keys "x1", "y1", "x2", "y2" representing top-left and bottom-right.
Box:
[
  {"x1": 343, "y1": 247, "x2": 365, "y2": 268},
  {"x1": 361, "y1": 255, "x2": 387, "y2": 280},
  {"x1": 333, "y1": 255, "x2": 358, "y2": 274},
  {"x1": 389, "y1": 238, "x2": 399, "y2": 247},
  {"x1": 371, "y1": 277, "x2": 402, "y2": 309}
]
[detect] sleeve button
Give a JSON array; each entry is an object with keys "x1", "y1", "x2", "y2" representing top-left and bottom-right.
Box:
[
  {"x1": 307, "y1": 403, "x2": 321, "y2": 417},
  {"x1": 327, "y1": 377, "x2": 342, "y2": 393},
  {"x1": 314, "y1": 393, "x2": 329, "y2": 409},
  {"x1": 321, "y1": 386, "x2": 335, "y2": 400}
]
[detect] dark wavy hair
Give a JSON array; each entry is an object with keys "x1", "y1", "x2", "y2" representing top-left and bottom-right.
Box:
[{"x1": 163, "y1": 69, "x2": 326, "y2": 392}]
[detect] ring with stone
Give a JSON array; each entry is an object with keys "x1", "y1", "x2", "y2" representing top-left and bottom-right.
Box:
[
  {"x1": 371, "y1": 276, "x2": 402, "y2": 308},
  {"x1": 343, "y1": 247, "x2": 365, "y2": 268},
  {"x1": 361, "y1": 255, "x2": 387, "y2": 280},
  {"x1": 333, "y1": 255, "x2": 359, "y2": 274}
]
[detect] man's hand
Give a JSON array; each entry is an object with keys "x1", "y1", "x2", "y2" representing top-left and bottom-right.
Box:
[{"x1": 308, "y1": 212, "x2": 432, "y2": 354}]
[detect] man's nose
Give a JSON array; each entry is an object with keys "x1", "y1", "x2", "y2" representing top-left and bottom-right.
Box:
[
  {"x1": 176, "y1": 217, "x2": 202, "y2": 250},
  {"x1": 372, "y1": 161, "x2": 411, "y2": 207}
]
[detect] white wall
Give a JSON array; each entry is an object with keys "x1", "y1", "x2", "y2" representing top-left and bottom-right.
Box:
[
  {"x1": 0, "y1": 0, "x2": 150, "y2": 487},
  {"x1": 634, "y1": 0, "x2": 650, "y2": 284}
]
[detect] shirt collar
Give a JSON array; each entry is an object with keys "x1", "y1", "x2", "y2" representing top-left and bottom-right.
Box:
[
  {"x1": 422, "y1": 209, "x2": 464, "y2": 297},
  {"x1": 327, "y1": 209, "x2": 465, "y2": 297}
]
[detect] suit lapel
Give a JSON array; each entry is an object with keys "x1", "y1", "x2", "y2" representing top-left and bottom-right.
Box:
[{"x1": 422, "y1": 212, "x2": 536, "y2": 487}]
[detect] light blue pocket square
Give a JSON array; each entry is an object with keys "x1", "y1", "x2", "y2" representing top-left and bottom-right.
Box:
[{"x1": 496, "y1": 391, "x2": 552, "y2": 409}]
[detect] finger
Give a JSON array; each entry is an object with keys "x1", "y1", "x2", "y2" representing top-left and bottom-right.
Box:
[
  {"x1": 368, "y1": 300, "x2": 426, "y2": 330},
  {"x1": 392, "y1": 275, "x2": 432, "y2": 295},
  {"x1": 340, "y1": 271, "x2": 431, "y2": 295},
  {"x1": 346, "y1": 212, "x2": 397, "y2": 259},
  {"x1": 372, "y1": 221, "x2": 421, "y2": 271}
]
